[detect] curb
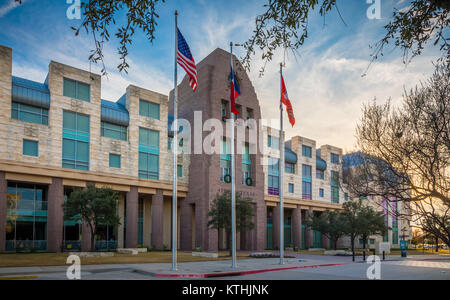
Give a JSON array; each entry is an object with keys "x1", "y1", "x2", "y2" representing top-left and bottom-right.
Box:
[{"x1": 155, "y1": 262, "x2": 353, "y2": 278}]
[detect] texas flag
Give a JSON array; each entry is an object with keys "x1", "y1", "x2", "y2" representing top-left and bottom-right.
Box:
[
  {"x1": 230, "y1": 64, "x2": 240, "y2": 115},
  {"x1": 281, "y1": 76, "x2": 295, "y2": 127}
]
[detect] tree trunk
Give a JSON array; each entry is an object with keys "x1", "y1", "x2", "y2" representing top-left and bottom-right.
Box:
[
  {"x1": 363, "y1": 236, "x2": 367, "y2": 250},
  {"x1": 333, "y1": 237, "x2": 338, "y2": 250},
  {"x1": 227, "y1": 231, "x2": 232, "y2": 257}
]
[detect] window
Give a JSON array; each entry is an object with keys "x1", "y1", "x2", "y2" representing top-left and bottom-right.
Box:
[
  {"x1": 101, "y1": 122, "x2": 127, "y2": 141},
  {"x1": 242, "y1": 144, "x2": 251, "y2": 185},
  {"x1": 345, "y1": 193, "x2": 349, "y2": 201},
  {"x1": 220, "y1": 139, "x2": 231, "y2": 182},
  {"x1": 246, "y1": 108, "x2": 253, "y2": 120},
  {"x1": 23, "y1": 139, "x2": 38, "y2": 157},
  {"x1": 302, "y1": 164, "x2": 312, "y2": 200},
  {"x1": 302, "y1": 182, "x2": 312, "y2": 200},
  {"x1": 302, "y1": 145, "x2": 312, "y2": 158},
  {"x1": 331, "y1": 153, "x2": 340, "y2": 164},
  {"x1": 302, "y1": 164, "x2": 312, "y2": 177},
  {"x1": 63, "y1": 78, "x2": 90, "y2": 102},
  {"x1": 139, "y1": 99, "x2": 160, "y2": 120},
  {"x1": 12, "y1": 102, "x2": 48, "y2": 125},
  {"x1": 221, "y1": 101, "x2": 229, "y2": 119},
  {"x1": 268, "y1": 135, "x2": 280, "y2": 149},
  {"x1": 109, "y1": 154, "x2": 121, "y2": 169},
  {"x1": 288, "y1": 183, "x2": 294, "y2": 194},
  {"x1": 5, "y1": 183, "x2": 48, "y2": 252},
  {"x1": 177, "y1": 165, "x2": 183, "y2": 178},
  {"x1": 285, "y1": 162, "x2": 295, "y2": 174},
  {"x1": 62, "y1": 111, "x2": 90, "y2": 171},
  {"x1": 319, "y1": 189, "x2": 324, "y2": 198},
  {"x1": 268, "y1": 157, "x2": 280, "y2": 195},
  {"x1": 138, "y1": 128, "x2": 159, "y2": 180},
  {"x1": 316, "y1": 169, "x2": 324, "y2": 180},
  {"x1": 331, "y1": 170, "x2": 340, "y2": 203}
]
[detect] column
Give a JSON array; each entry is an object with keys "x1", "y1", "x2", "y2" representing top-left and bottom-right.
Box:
[
  {"x1": 305, "y1": 208, "x2": 314, "y2": 248},
  {"x1": 272, "y1": 205, "x2": 280, "y2": 250},
  {"x1": 47, "y1": 178, "x2": 64, "y2": 252},
  {"x1": 151, "y1": 190, "x2": 164, "y2": 250},
  {"x1": 0, "y1": 172, "x2": 6, "y2": 252},
  {"x1": 179, "y1": 198, "x2": 192, "y2": 251},
  {"x1": 81, "y1": 221, "x2": 92, "y2": 252},
  {"x1": 255, "y1": 201, "x2": 267, "y2": 251},
  {"x1": 292, "y1": 206, "x2": 302, "y2": 250},
  {"x1": 125, "y1": 187, "x2": 138, "y2": 248}
]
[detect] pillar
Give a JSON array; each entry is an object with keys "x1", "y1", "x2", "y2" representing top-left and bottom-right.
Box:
[
  {"x1": 322, "y1": 233, "x2": 330, "y2": 249},
  {"x1": 255, "y1": 201, "x2": 267, "y2": 251},
  {"x1": 47, "y1": 178, "x2": 64, "y2": 252},
  {"x1": 180, "y1": 199, "x2": 192, "y2": 251},
  {"x1": 125, "y1": 187, "x2": 138, "y2": 248},
  {"x1": 272, "y1": 205, "x2": 280, "y2": 250},
  {"x1": 81, "y1": 221, "x2": 92, "y2": 252},
  {"x1": 151, "y1": 190, "x2": 164, "y2": 250},
  {"x1": 0, "y1": 172, "x2": 6, "y2": 252},
  {"x1": 305, "y1": 208, "x2": 314, "y2": 248},
  {"x1": 292, "y1": 206, "x2": 302, "y2": 250}
]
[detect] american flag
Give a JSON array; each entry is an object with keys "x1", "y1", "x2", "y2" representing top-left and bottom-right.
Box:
[{"x1": 177, "y1": 28, "x2": 197, "y2": 92}]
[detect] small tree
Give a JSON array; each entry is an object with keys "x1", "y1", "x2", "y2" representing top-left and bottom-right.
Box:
[
  {"x1": 306, "y1": 210, "x2": 347, "y2": 250},
  {"x1": 63, "y1": 184, "x2": 121, "y2": 251},
  {"x1": 207, "y1": 191, "x2": 255, "y2": 255},
  {"x1": 358, "y1": 204, "x2": 388, "y2": 250}
]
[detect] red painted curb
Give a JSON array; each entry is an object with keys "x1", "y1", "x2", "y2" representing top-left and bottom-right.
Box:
[{"x1": 155, "y1": 262, "x2": 353, "y2": 278}]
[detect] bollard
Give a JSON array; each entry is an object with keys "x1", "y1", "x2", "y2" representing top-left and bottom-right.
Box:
[
  {"x1": 383, "y1": 251, "x2": 385, "y2": 261},
  {"x1": 352, "y1": 251, "x2": 355, "y2": 262},
  {"x1": 363, "y1": 250, "x2": 366, "y2": 261},
  {"x1": 373, "y1": 249, "x2": 376, "y2": 256}
]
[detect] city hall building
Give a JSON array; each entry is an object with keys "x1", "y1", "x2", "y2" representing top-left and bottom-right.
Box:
[{"x1": 0, "y1": 45, "x2": 409, "y2": 253}]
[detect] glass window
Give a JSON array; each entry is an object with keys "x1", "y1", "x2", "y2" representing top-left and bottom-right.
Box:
[
  {"x1": 109, "y1": 154, "x2": 121, "y2": 169},
  {"x1": 63, "y1": 78, "x2": 90, "y2": 102},
  {"x1": 302, "y1": 164, "x2": 312, "y2": 177},
  {"x1": 11, "y1": 102, "x2": 48, "y2": 125},
  {"x1": 268, "y1": 157, "x2": 280, "y2": 195},
  {"x1": 6, "y1": 183, "x2": 48, "y2": 252},
  {"x1": 285, "y1": 162, "x2": 295, "y2": 174},
  {"x1": 23, "y1": 139, "x2": 38, "y2": 157},
  {"x1": 139, "y1": 99, "x2": 160, "y2": 120},
  {"x1": 319, "y1": 189, "x2": 324, "y2": 198},
  {"x1": 316, "y1": 169, "x2": 324, "y2": 180},
  {"x1": 331, "y1": 153, "x2": 340, "y2": 164},
  {"x1": 268, "y1": 135, "x2": 280, "y2": 149},
  {"x1": 302, "y1": 181, "x2": 312, "y2": 200},
  {"x1": 345, "y1": 193, "x2": 349, "y2": 201},
  {"x1": 302, "y1": 145, "x2": 312, "y2": 158},
  {"x1": 242, "y1": 144, "x2": 251, "y2": 185},
  {"x1": 331, "y1": 187, "x2": 340, "y2": 204},
  {"x1": 220, "y1": 140, "x2": 231, "y2": 182},
  {"x1": 101, "y1": 122, "x2": 127, "y2": 141},
  {"x1": 139, "y1": 127, "x2": 160, "y2": 180},
  {"x1": 177, "y1": 165, "x2": 183, "y2": 178},
  {"x1": 62, "y1": 111, "x2": 90, "y2": 171},
  {"x1": 288, "y1": 183, "x2": 294, "y2": 194}
]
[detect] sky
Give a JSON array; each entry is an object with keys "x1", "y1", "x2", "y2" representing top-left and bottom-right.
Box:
[{"x1": 0, "y1": 0, "x2": 441, "y2": 152}]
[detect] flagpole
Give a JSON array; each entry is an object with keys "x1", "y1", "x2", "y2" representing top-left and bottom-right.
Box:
[
  {"x1": 279, "y1": 63, "x2": 285, "y2": 265},
  {"x1": 171, "y1": 10, "x2": 179, "y2": 272},
  {"x1": 230, "y1": 42, "x2": 237, "y2": 269}
]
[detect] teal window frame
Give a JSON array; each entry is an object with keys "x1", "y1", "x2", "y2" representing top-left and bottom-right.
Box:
[
  {"x1": 177, "y1": 165, "x2": 183, "y2": 178},
  {"x1": 268, "y1": 135, "x2": 280, "y2": 149},
  {"x1": 220, "y1": 139, "x2": 231, "y2": 182},
  {"x1": 101, "y1": 121, "x2": 127, "y2": 141},
  {"x1": 12, "y1": 102, "x2": 49, "y2": 125},
  {"x1": 242, "y1": 144, "x2": 251, "y2": 184},
  {"x1": 109, "y1": 154, "x2": 121, "y2": 169},
  {"x1": 316, "y1": 169, "x2": 324, "y2": 180},
  {"x1": 63, "y1": 78, "x2": 90, "y2": 102},
  {"x1": 288, "y1": 183, "x2": 294, "y2": 194},
  {"x1": 138, "y1": 127, "x2": 160, "y2": 180},
  {"x1": 23, "y1": 139, "x2": 39, "y2": 157},
  {"x1": 139, "y1": 99, "x2": 160, "y2": 120},
  {"x1": 62, "y1": 110, "x2": 90, "y2": 171},
  {"x1": 331, "y1": 153, "x2": 340, "y2": 164},
  {"x1": 285, "y1": 162, "x2": 295, "y2": 174},
  {"x1": 302, "y1": 145, "x2": 312, "y2": 158}
]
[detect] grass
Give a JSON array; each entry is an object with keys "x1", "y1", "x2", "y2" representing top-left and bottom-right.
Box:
[{"x1": 0, "y1": 251, "x2": 251, "y2": 268}]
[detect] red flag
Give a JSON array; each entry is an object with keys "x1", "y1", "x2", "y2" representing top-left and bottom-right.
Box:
[
  {"x1": 281, "y1": 75, "x2": 295, "y2": 127},
  {"x1": 230, "y1": 64, "x2": 240, "y2": 115}
]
